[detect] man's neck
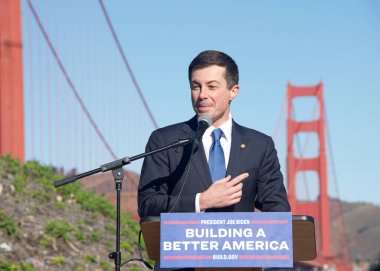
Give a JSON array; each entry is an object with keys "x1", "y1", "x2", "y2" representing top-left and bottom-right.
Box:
[{"x1": 212, "y1": 112, "x2": 231, "y2": 128}]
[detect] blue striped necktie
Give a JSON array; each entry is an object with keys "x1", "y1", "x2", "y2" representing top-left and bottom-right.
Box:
[{"x1": 209, "y1": 128, "x2": 226, "y2": 182}]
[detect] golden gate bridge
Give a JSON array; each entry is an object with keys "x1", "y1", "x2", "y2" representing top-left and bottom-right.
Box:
[{"x1": 1, "y1": 0, "x2": 353, "y2": 269}]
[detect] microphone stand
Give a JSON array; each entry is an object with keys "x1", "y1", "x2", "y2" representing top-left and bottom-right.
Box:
[{"x1": 54, "y1": 138, "x2": 192, "y2": 271}]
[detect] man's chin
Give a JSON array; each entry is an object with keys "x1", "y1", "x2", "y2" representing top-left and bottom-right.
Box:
[{"x1": 196, "y1": 108, "x2": 213, "y2": 115}]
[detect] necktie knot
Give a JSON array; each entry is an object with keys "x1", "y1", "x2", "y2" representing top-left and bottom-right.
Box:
[{"x1": 212, "y1": 128, "x2": 223, "y2": 143}]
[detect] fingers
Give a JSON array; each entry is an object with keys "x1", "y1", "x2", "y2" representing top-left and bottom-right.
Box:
[
  {"x1": 229, "y1": 188, "x2": 242, "y2": 198},
  {"x1": 230, "y1": 172, "x2": 249, "y2": 186},
  {"x1": 230, "y1": 182, "x2": 243, "y2": 194},
  {"x1": 228, "y1": 197, "x2": 242, "y2": 206},
  {"x1": 214, "y1": 173, "x2": 248, "y2": 185},
  {"x1": 214, "y1": 175, "x2": 232, "y2": 183},
  {"x1": 222, "y1": 173, "x2": 247, "y2": 204},
  {"x1": 201, "y1": 172, "x2": 248, "y2": 209},
  {"x1": 224, "y1": 192, "x2": 243, "y2": 206}
]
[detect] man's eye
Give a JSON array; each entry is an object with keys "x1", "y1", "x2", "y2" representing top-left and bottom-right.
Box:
[
  {"x1": 192, "y1": 85, "x2": 200, "y2": 90},
  {"x1": 209, "y1": 85, "x2": 217, "y2": 89}
]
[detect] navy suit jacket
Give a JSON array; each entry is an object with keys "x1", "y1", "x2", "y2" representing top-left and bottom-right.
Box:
[{"x1": 138, "y1": 116, "x2": 290, "y2": 217}]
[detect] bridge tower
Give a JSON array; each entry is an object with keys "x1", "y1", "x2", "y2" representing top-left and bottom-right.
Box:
[
  {"x1": 287, "y1": 82, "x2": 333, "y2": 264},
  {"x1": 0, "y1": 0, "x2": 25, "y2": 161}
]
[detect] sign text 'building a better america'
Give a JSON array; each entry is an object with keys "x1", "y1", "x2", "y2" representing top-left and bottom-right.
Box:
[{"x1": 160, "y1": 212, "x2": 293, "y2": 268}]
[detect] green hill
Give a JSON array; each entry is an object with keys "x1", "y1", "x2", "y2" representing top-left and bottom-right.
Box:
[{"x1": 0, "y1": 155, "x2": 149, "y2": 271}]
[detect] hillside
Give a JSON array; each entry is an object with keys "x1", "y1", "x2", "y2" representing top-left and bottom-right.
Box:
[
  {"x1": 330, "y1": 199, "x2": 380, "y2": 261},
  {"x1": 0, "y1": 156, "x2": 149, "y2": 271}
]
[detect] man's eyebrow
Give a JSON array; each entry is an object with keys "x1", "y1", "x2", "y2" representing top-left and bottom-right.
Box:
[
  {"x1": 191, "y1": 80, "x2": 220, "y2": 85},
  {"x1": 191, "y1": 80, "x2": 201, "y2": 85},
  {"x1": 207, "y1": 80, "x2": 221, "y2": 85}
]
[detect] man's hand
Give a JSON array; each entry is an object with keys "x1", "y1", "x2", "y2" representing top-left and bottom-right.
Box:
[{"x1": 199, "y1": 173, "x2": 249, "y2": 211}]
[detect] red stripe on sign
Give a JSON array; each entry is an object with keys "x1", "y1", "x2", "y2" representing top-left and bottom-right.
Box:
[
  {"x1": 239, "y1": 255, "x2": 290, "y2": 260},
  {"x1": 164, "y1": 220, "x2": 201, "y2": 225},
  {"x1": 250, "y1": 220, "x2": 288, "y2": 224},
  {"x1": 164, "y1": 255, "x2": 213, "y2": 260}
]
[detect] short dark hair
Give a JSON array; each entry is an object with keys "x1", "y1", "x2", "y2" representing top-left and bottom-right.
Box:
[{"x1": 188, "y1": 50, "x2": 239, "y2": 89}]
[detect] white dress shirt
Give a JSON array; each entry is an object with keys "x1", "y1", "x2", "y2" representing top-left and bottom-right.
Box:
[{"x1": 195, "y1": 115, "x2": 233, "y2": 212}]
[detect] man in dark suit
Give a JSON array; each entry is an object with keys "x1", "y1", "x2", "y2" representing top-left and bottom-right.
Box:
[{"x1": 138, "y1": 50, "x2": 290, "y2": 218}]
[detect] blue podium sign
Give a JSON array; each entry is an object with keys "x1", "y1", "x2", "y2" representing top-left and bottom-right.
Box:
[{"x1": 160, "y1": 212, "x2": 293, "y2": 268}]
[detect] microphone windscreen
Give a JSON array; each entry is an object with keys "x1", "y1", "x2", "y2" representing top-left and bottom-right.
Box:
[{"x1": 197, "y1": 114, "x2": 212, "y2": 126}]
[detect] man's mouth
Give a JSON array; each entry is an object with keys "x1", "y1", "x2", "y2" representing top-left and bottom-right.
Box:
[{"x1": 197, "y1": 105, "x2": 212, "y2": 112}]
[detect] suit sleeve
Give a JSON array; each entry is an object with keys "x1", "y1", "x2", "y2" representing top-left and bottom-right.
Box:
[
  {"x1": 138, "y1": 130, "x2": 196, "y2": 217},
  {"x1": 255, "y1": 137, "x2": 291, "y2": 212}
]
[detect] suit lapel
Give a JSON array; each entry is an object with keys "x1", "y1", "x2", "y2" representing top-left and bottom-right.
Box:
[
  {"x1": 181, "y1": 118, "x2": 212, "y2": 190},
  {"x1": 226, "y1": 121, "x2": 246, "y2": 178},
  {"x1": 191, "y1": 142, "x2": 213, "y2": 189}
]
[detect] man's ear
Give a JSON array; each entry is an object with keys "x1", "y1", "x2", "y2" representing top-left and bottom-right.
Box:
[{"x1": 229, "y1": 85, "x2": 239, "y2": 101}]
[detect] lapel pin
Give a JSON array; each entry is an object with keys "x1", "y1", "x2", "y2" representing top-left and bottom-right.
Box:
[{"x1": 240, "y1": 144, "x2": 246, "y2": 149}]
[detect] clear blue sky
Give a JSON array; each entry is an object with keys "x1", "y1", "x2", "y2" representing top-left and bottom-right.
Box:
[{"x1": 21, "y1": 1, "x2": 380, "y2": 205}]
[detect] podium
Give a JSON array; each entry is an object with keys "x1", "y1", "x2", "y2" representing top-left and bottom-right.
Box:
[{"x1": 140, "y1": 215, "x2": 316, "y2": 271}]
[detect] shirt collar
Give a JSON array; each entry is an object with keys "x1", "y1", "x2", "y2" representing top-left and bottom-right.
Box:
[{"x1": 203, "y1": 114, "x2": 233, "y2": 142}]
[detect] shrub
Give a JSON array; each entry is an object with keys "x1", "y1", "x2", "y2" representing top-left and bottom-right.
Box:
[
  {"x1": 0, "y1": 210, "x2": 20, "y2": 237},
  {"x1": 13, "y1": 172, "x2": 27, "y2": 193},
  {"x1": 99, "y1": 260, "x2": 112, "y2": 271},
  {"x1": 0, "y1": 262, "x2": 19, "y2": 271},
  {"x1": 83, "y1": 254, "x2": 97, "y2": 264},
  {"x1": 38, "y1": 235, "x2": 52, "y2": 248},
  {"x1": 20, "y1": 262, "x2": 35, "y2": 271},
  {"x1": 91, "y1": 230, "x2": 101, "y2": 242},
  {"x1": 50, "y1": 257, "x2": 65, "y2": 267},
  {"x1": 45, "y1": 220, "x2": 74, "y2": 241}
]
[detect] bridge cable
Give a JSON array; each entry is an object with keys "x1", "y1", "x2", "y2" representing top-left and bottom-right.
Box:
[
  {"x1": 98, "y1": 0, "x2": 159, "y2": 130},
  {"x1": 26, "y1": 4, "x2": 35, "y2": 159},
  {"x1": 325, "y1": 107, "x2": 353, "y2": 264},
  {"x1": 27, "y1": 0, "x2": 117, "y2": 160},
  {"x1": 272, "y1": 93, "x2": 286, "y2": 143},
  {"x1": 291, "y1": 109, "x2": 311, "y2": 201}
]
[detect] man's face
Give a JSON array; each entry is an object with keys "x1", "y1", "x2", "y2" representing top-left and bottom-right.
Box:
[{"x1": 190, "y1": 65, "x2": 239, "y2": 127}]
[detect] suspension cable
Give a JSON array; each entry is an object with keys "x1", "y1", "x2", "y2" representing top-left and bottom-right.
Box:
[
  {"x1": 27, "y1": 0, "x2": 117, "y2": 159},
  {"x1": 98, "y1": 0, "x2": 159, "y2": 129}
]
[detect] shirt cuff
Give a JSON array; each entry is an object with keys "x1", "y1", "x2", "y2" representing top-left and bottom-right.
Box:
[{"x1": 195, "y1": 193, "x2": 201, "y2": 213}]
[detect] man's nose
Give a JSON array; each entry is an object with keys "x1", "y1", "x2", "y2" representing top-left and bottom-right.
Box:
[{"x1": 199, "y1": 88, "x2": 209, "y2": 99}]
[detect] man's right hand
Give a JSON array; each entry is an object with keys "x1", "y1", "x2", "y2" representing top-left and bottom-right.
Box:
[{"x1": 199, "y1": 173, "x2": 249, "y2": 211}]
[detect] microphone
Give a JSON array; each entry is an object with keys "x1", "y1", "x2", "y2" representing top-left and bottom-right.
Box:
[{"x1": 193, "y1": 114, "x2": 212, "y2": 147}]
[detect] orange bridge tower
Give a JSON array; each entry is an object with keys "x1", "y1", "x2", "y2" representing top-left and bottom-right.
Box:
[
  {"x1": 0, "y1": 0, "x2": 25, "y2": 161},
  {"x1": 287, "y1": 82, "x2": 333, "y2": 263}
]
